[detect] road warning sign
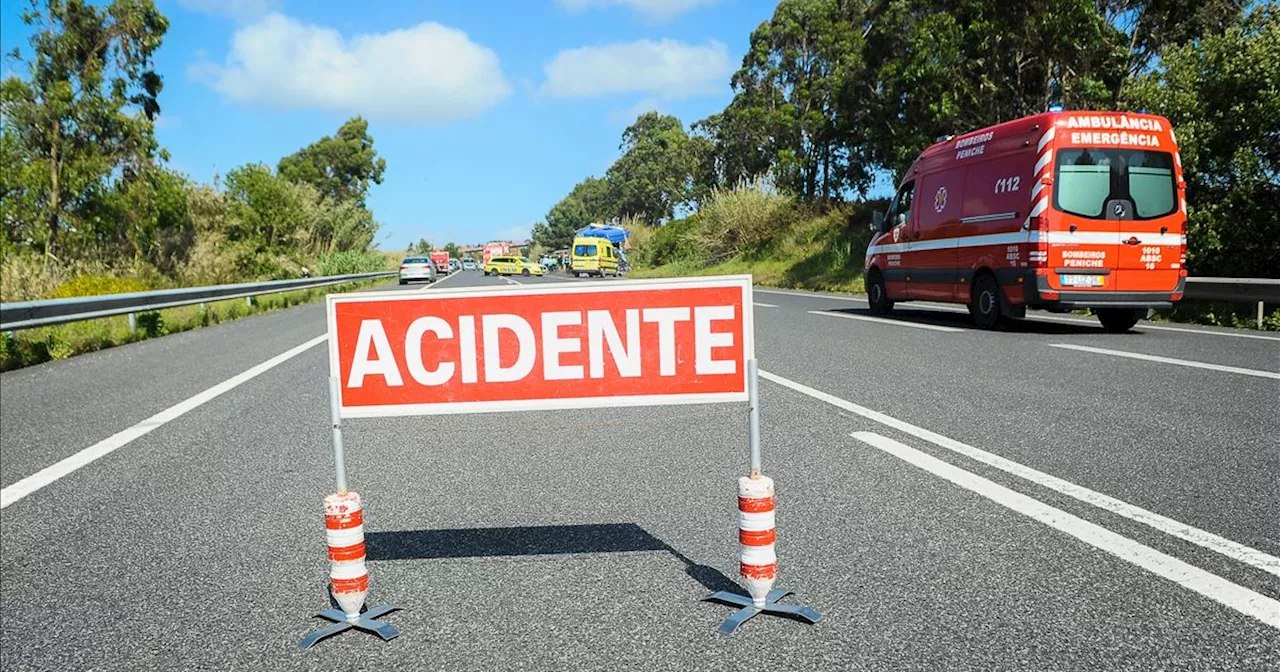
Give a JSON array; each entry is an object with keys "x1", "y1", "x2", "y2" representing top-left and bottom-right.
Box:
[{"x1": 326, "y1": 276, "x2": 754, "y2": 417}]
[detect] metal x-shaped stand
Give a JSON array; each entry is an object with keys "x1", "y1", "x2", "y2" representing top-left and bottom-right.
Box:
[
  {"x1": 298, "y1": 605, "x2": 402, "y2": 649},
  {"x1": 702, "y1": 589, "x2": 821, "y2": 635}
]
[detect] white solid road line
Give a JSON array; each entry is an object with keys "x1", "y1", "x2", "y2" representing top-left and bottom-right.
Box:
[
  {"x1": 851, "y1": 431, "x2": 1280, "y2": 631},
  {"x1": 417, "y1": 270, "x2": 463, "y2": 291},
  {"x1": 758, "y1": 369, "x2": 1280, "y2": 578},
  {"x1": 1049, "y1": 343, "x2": 1280, "y2": 380},
  {"x1": 754, "y1": 302, "x2": 779, "y2": 308},
  {"x1": 757, "y1": 287, "x2": 1279, "y2": 340},
  {"x1": 807, "y1": 310, "x2": 964, "y2": 332},
  {"x1": 0, "y1": 334, "x2": 329, "y2": 509}
]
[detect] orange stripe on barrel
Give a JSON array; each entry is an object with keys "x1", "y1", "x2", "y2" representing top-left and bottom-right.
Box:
[
  {"x1": 740, "y1": 562, "x2": 778, "y2": 580},
  {"x1": 739, "y1": 528, "x2": 776, "y2": 546},
  {"x1": 738, "y1": 495, "x2": 775, "y2": 513},
  {"x1": 325, "y1": 509, "x2": 363, "y2": 530},
  {"x1": 331, "y1": 574, "x2": 369, "y2": 593},
  {"x1": 327, "y1": 541, "x2": 366, "y2": 561}
]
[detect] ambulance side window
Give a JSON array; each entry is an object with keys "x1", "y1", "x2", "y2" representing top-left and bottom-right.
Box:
[{"x1": 888, "y1": 181, "x2": 915, "y2": 228}]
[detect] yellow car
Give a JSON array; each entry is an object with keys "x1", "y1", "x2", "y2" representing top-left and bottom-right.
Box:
[{"x1": 484, "y1": 255, "x2": 546, "y2": 277}]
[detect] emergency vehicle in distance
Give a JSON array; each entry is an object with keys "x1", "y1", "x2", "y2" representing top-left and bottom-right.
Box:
[
  {"x1": 865, "y1": 110, "x2": 1186, "y2": 332},
  {"x1": 429, "y1": 250, "x2": 451, "y2": 274},
  {"x1": 483, "y1": 241, "x2": 511, "y2": 266}
]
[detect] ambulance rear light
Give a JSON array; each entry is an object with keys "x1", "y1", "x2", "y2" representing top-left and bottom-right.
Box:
[{"x1": 1028, "y1": 216, "x2": 1049, "y2": 268}]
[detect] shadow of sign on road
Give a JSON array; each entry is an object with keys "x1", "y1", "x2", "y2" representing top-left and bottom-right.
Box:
[{"x1": 366, "y1": 522, "x2": 741, "y2": 595}]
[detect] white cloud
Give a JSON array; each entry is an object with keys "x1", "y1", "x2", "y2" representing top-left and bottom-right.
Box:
[
  {"x1": 556, "y1": 0, "x2": 719, "y2": 22},
  {"x1": 541, "y1": 39, "x2": 729, "y2": 99},
  {"x1": 177, "y1": 0, "x2": 278, "y2": 21},
  {"x1": 190, "y1": 14, "x2": 511, "y2": 124}
]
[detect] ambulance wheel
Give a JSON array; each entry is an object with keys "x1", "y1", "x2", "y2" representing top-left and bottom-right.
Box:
[
  {"x1": 1097, "y1": 308, "x2": 1142, "y2": 333},
  {"x1": 969, "y1": 273, "x2": 1004, "y2": 329},
  {"x1": 867, "y1": 271, "x2": 893, "y2": 316},
  {"x1": 522, "y1": 269, "x2": 530, "y2": 276}
]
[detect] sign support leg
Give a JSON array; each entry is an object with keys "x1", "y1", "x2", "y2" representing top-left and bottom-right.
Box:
[
  {"x1": 298, "y1": 377, "x2": 401, "y2": 650},
  {"x1": 703, "y1": 359, "x2": 821, "y2": 634}
]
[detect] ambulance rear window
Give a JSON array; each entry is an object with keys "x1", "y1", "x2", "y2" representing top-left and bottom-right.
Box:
[
  {"x1": 575, "y1": 244, "x2": 597, "y2": 256},
  {"x1": 1053, "y1": 149, "x2": 1176, "y2": 220}
]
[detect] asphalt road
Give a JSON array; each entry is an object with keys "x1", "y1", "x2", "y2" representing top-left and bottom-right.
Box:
[{"x1": 1, "y1": 269, "x2": 1277, "y2": 671}]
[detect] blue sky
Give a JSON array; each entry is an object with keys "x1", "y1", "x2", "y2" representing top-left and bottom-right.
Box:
[{"x1": 2, "y1": 0, "x2": 773, "y2": 250}]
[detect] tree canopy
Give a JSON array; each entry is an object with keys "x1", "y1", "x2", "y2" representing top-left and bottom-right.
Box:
[{"x1": 277, "y1": 117, "x2": 386, "y2": 206}]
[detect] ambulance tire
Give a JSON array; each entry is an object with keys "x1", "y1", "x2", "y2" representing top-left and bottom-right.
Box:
[
  {"x1": 867, "y1": 271, "x2": 893, "y2": 316},
  {"x1": 522, "y1": 269, "x2": 530, "y2": 277},
  {"x1": 969, "y1": 273, "x2": 1004, "y2": 329},
  {"x1": 1097, "y1": 308, "x2": 1142, "y2": 333}
]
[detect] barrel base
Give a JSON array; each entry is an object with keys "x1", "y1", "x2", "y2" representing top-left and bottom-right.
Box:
[
  {"x1": 297, "y1": 604, "x2": 402, "y2": 650},
  {"x1": 702, "y1": 588, "x2": 820, "y2": 635}
]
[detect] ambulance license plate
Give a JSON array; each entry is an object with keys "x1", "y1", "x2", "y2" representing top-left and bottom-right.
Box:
[{"x1": 1059, "y1": 274, "x2": 1105, "y2": 288}]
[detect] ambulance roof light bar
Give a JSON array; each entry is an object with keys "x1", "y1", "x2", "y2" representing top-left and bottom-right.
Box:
[{"x1": 1048, "y1": 104, "x2": 1065, "y2": 112}]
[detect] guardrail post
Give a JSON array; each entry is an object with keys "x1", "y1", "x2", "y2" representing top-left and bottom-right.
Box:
[
  {"x1": 246, "y1": 296, "x2": 253, "y2": 308},
  {"x1": 127, "y1": 313, "x2": 137, "y2": 332},
  {"x1": 1260, "y1": 301, "x2": 1265, "y2": 330}
]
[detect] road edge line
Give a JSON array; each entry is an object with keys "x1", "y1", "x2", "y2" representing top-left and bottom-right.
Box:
[
  {"x1": 852, "y1": 431, "x2": 1280, "y2": 630},
  {"x1": 0, "y1": 334, "x2": 329, "y2": 509},
  {"x1": 758, "y1": 369, "x2": 1280, "y2": 578}
]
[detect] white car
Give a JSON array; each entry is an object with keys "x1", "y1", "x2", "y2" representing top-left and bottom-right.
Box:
[
  {"x1": 398, "y1": 256, "x2": 437, "y2": 285},
  {"x1": 462, "y1": 258, "x2": 477, "y2": 271}
]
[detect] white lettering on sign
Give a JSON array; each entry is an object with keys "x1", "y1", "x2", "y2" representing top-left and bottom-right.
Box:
[
  {"x1": 995, "y1": 177, "x2": 1021, "y2": 194},
  {"x1": 1065, "y1": 116, "x2": 1164, "y2": 132},
  {"x1": 350, "y1": 320, "x2": 403, "y2": 388},
  {"x1": 695, "y1": 306, "x2": 737, "y2": 375},
  {"x1": 955, "y1": 131, "x2": 994, "y2": 160},
  {"x1": 1062, "y1": 250, "x2": 1107, "y2": 268},
  {"x1": 541, "y1": 311, "x2": 582, "y2": 381},
  {"x1": 483, "y1": 314, "x2": 536, "y2": 383},
  {"x1": 348, "y1": 306, "x2": 741, "y2": 389},
  {"x1": 642, "y1": 307, "x2": 692, "y2": 376},
  {"x1": 587, "y1": 309, "x2": 640, "y2": 378},
  {"x1": 1070, "y1": 131, "x2": 1160, "y2": 147},
  {"x1": 406, "y1": 316, "x2": 454, "y2": 386}
]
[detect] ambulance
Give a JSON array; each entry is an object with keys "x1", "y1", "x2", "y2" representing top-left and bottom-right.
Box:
[{"x1": 865, "y1": 110, "x2": 1186, "y2": 332}]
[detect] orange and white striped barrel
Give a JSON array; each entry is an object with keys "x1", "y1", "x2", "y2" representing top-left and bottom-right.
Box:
[
  {"x1": 325, "y1": 491, "x2": 368, "y2": 620},
  {"x1": 738, "y1": 475, "x2": 777, "y2": 607}
]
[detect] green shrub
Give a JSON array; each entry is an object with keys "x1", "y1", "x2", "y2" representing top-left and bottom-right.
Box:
[
  {"x1": 315, "y1": 250, "x2": 392, "y2": 276},
  {"x1": 47, "y1": 275, "x2": 152, "y2": 299},
  {"x1": 135, "y1": 311, "x2": 165, "y2": 337},
  {"x1": 636, "y1": 215, "x2": 701, "y2": 268},
  {"x1": 692, "y1": 182, "x2": 797, "y2": 262}
]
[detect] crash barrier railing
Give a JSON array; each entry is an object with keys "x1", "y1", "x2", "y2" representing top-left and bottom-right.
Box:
[
  {"x1": 1183, "y1": 277, "x2": 1279, "y2": 329},
  {"x1": 0, "y1": 271, "x2": 396, "y2": 332},
  {"x1": 1, "y1": 274, "x2": 1272, "y2": 332}
]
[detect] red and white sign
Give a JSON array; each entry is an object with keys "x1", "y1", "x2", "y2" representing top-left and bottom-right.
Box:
[{"x1": 326, "y1": 276, "x2": 754, "y2": 417}]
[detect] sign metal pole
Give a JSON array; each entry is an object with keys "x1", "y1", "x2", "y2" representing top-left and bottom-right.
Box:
[
  {"x1": 298, "y1": 376, "x2": 402, "y2": 649},
  {"x1": 329, "y1": 376, "x2": 349, "y2": 494},
  {"x1": 702, "y1": 357, "x2": 821, "y2": 634}
]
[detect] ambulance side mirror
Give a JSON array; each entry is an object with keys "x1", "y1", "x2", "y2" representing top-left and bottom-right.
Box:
[{"x1": 872, "y1": 211, "x2": 885, "y2": 233}]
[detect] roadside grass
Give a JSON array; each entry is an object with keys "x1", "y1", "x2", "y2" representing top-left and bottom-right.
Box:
[
  {"x1": 0, "y1": 278, "x2": 386, "y2": 371},
  {"x1": 629, "y1": 203, "x2": 872, "y2": 296}
]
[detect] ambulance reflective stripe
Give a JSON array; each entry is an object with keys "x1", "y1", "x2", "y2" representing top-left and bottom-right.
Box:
[
  {"x1": 1036, "y1": 125, "x2": 1056, "y2": 151},
  {"x1": 1033, "y1": 149, "x2": 1054, "y2": 176},
  {"x1": 738, "y1": 475, "x2": 777, "y2": 607},
  {"x1": 867, "y1": 230, "x2": 1184, "y2": 257}
]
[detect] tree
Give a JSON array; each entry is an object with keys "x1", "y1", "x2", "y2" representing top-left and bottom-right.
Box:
[
  {"x1": 1124, "y1": 5, "x2": 1280, "y2": 278},
  {"x1": 0, "y1": 0, "x2": 168, "y2": 256},
  {"x1": 444, "y1": 242, "x2": 461, "y2": 258},
  {"x1": 606, "y1": 112, "x2": 698, "y2": 223},
  {"x1": 278, "y1": 116, "x2": 386, "y2": 206},
  {"x1": 409, "y1": 238, "x2": 432, "y2": 254},
  {"x1": 534, "y1": 176, "x2": 616, "y2": 249}
]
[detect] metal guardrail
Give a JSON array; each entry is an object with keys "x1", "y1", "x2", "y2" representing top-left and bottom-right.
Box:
[
  {"x1": 1183, "y1": 277, "x2": 1280, "y2": 304},
  {"x1": 0, "y1": 271, "x2": 395, "y2": 331},
  {"x1": 0, "y1": 273, "x2": 1273, "y2": 332}
]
